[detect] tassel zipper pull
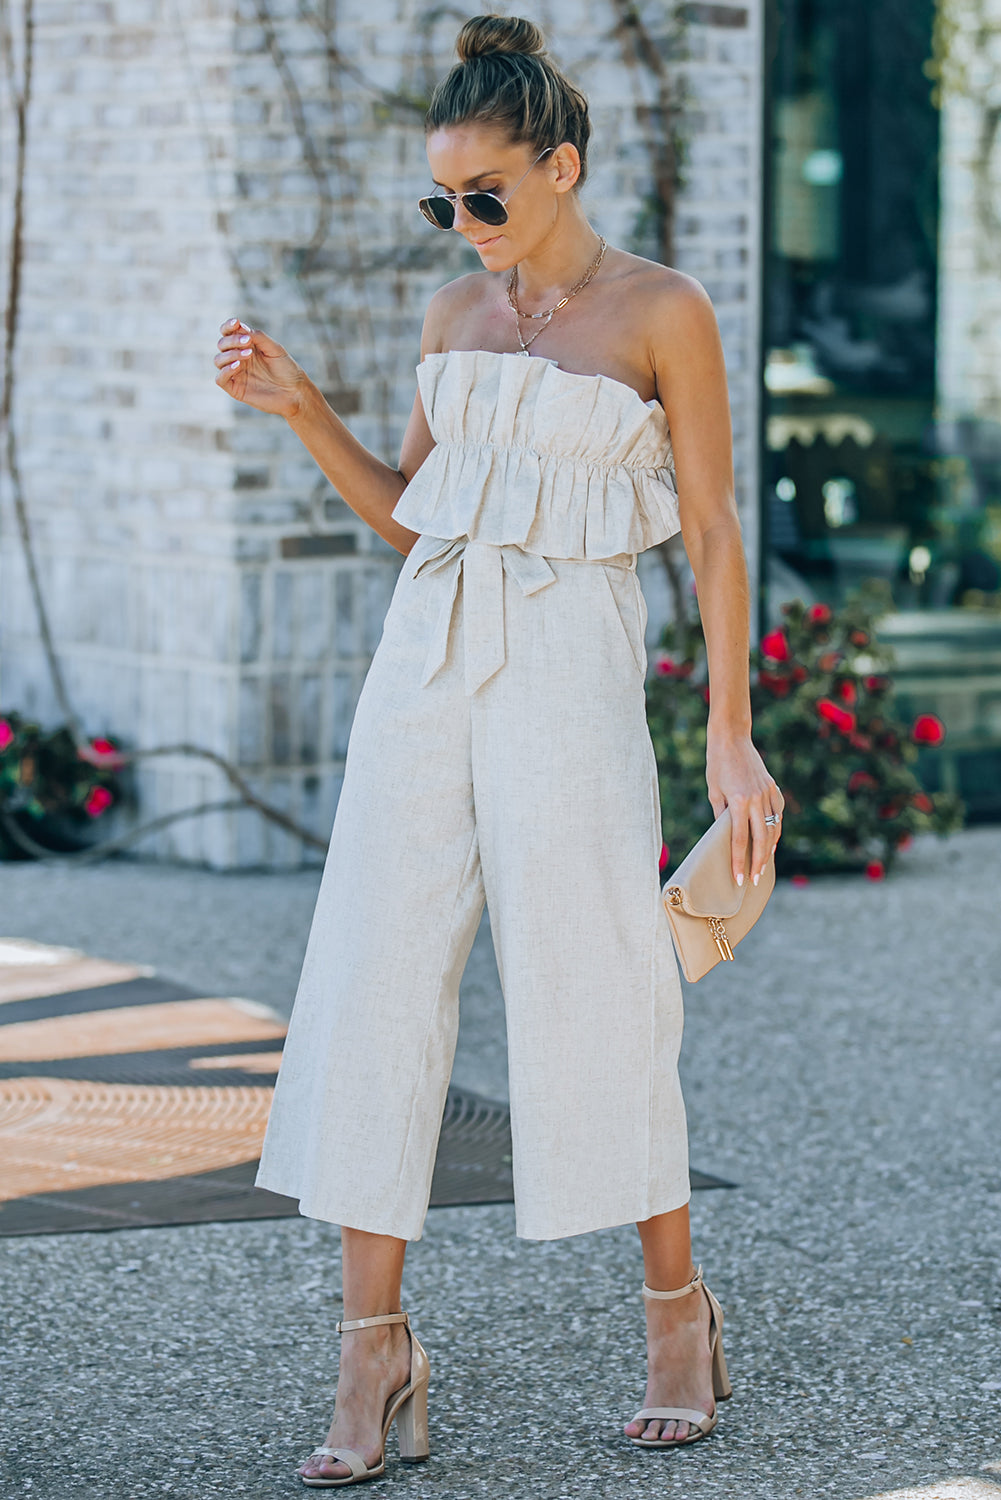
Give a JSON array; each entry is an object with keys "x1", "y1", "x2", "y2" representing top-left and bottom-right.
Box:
[{"x1": 708, "y1": 916, "x2": 734, "y2": 962}]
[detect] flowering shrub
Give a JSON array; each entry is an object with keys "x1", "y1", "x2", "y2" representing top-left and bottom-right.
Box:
[
  {"x1": 645, "y1": 581, "x2": 965, "y2": 876},
  {"x1": 0, "y1": 710, "x2": 125, "y2": 857}
]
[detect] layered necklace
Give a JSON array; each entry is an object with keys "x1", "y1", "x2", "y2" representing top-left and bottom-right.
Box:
[{"x1": 506, "y1": 236, "x2": 607, "y2": 354}]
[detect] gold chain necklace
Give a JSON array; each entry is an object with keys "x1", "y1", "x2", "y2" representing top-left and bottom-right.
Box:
[{"x1": 506, "y1": 236, "x2": 607, "y2": 354}]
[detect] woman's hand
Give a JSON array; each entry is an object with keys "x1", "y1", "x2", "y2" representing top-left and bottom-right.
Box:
[
  {"x1": 706, "y1": 729, "x2": 784, "y2": 887},
  {"x1": 214, "y1": 317, "x2": 308, "y2": 420}
]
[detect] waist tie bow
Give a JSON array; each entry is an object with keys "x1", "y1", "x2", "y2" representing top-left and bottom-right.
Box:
[{"x1": 410, "y1": 536, "x2": 558, "y2": 696}]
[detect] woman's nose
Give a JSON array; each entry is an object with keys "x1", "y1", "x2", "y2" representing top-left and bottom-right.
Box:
[{"x1": 452, "y1": 199, "x2": 489, "y2": 236}]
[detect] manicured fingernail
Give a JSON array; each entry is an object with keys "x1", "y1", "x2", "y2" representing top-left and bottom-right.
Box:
[
  {"x1": 239, "y1": 322, "x2": 251, "y2": 331},
  {"x1": 753, "y1": 872, "x2": 760, "y2": 886},
  {"x1": 229, "y1": 360, "x2": 240, "y2": 369},
  {"x1": 239, "y1": 334, "x2": 251, "y2": 344},
  {"x1": 240, "y1": 347, "x2": 252, "y2": 356},
  {"x1": 736, "y1": 872, "x2": 743, "y2": 887}
]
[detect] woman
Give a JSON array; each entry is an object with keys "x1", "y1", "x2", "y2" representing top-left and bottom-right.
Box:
[{"x1": 215, "y1": 14, "x2": 782, "y2": 1487}]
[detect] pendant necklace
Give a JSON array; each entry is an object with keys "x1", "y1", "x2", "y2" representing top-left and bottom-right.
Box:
[{"x1": 506, "y1": 236, "x2": 607, "y2": 354}]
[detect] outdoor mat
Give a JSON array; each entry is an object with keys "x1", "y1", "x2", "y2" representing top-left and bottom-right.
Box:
[{"x1": 0, "y1": 937, "x2": 735, "y2": 1236}]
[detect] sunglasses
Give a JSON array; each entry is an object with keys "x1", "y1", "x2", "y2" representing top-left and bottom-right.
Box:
[{"x1": 418, "y1": 147, "x2": 555, "y2": 231}]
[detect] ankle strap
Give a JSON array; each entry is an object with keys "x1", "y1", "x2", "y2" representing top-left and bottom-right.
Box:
[
  {"x1": 642, "y1": 1264, "x2": 703, "y2": 1301},
  {"x1": 336, "y1": 1311, "x2": 409, "y2": 1333}
]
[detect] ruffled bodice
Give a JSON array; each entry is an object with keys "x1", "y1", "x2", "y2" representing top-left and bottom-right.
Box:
[{"x1": 390, "y1": 349, "x2": 681, "y2": 560}]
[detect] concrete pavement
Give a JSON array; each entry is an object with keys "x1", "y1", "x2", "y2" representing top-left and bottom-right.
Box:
[{"x1": 1, "y1": 826, "x2": 999, "y2": 1498}]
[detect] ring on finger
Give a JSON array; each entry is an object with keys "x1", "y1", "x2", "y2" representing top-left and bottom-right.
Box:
[{"x1": 764, "y1": 813, "x2": 781, "y2": 827}]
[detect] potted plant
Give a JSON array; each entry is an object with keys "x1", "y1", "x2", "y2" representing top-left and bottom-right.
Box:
[{"x1": 0, "y1": 711, "x2": 127, "y2": 859}]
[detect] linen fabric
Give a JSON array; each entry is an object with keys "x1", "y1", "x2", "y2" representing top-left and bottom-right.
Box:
[
  {"x1": 392, "y1": 349, "x2": 681, "y2": 557},
  {"x1": 254, "y1": 348, "x2": 692, "y2": 1241}
]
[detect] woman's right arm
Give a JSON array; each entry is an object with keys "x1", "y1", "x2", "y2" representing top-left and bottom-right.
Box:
[{"x1": 214, "y1": 297, "x2": 447, "y2": 556}]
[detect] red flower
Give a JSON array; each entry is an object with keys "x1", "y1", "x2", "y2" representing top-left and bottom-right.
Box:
[
  {"x1": 655, "y1": 656, "x2": 676, "y2": 677},
  {"x1": 848, "y1": 770, "x2": 877, "y2": 793},
  {"x1": 837, "y1": 680, "x2": 857, "y2": 704},
  {"x1": 848, "y1": 732, "x2": 873, "y2": 751},
  {"x1": 790, "y1": 873, "x2": 810, "y2": 888},
  {"x1": 659, "y1": 843, "x2": 670, "y2": 872},
  {"x1": 864, "y1": 675, "x2": 890, "y2": 693},
  {"x1": 808, "y1": 603, "x2": 832, "y2": 624},
  {"x1": 912, "y1": 791, "x2": 933, "y2": 814},
  {"x1": 865, "y1": 859, "x2": 885, "y2": 881},
  {"x1": 84, "y1": 785, "x2": 113, "y2": 818},
  {"x1": 818, "y1": 652, "x2": 841, "y2": 672},
  {"x1": 877, "y1": 803, "x2": 900, "y2": 820},
  {"x1": 851, "y1": 630, "x2": 869, "y2": 646},
  {"x1": 912, "y1": 713, "x2": 945, "y2": 747},
  {"x1": 760, "y1": 628, "x2": 790, "y2": 662},
  {"x1": 78, "y1": 737, "x2": 126, "y2": 770},
  {"x1": 816, "y1": 698, "x2": 856, "y2": 734},
  {"x1": 0, "y1": 719, "x2": 13, "y2": 752},
  {"x1": 792, "y1": 665, "x2": 808, "y2": 683},
  {"x1": 896, "y1": 833, "x2": 913, "y2": 850},
  {"x1": 701, "y1": 686, "x2": 711, "y2": 704}
]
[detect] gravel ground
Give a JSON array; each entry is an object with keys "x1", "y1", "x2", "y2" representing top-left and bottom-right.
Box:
[{"x1": 1, "y1": 826, "x2": 1000, "y2": 1499}]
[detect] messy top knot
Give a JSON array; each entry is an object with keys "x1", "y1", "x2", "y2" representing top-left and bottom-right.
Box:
[
  {"x1": 456, "y1": 15, "x2": 546, "y2": 61},
  {"x1": 426, "y1": 14, "x2": 592, "y2": 187}
]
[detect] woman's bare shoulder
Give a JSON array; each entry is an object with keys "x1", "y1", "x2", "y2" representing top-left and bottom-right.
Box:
[
  {"x1": 611, "y1": 253, "x2": 722, "y2": 392},
  {"x1": 421, "y1": 271, "x2": 498, "y2": 354},
  {"x1": 611, "y1": 248, "x2": 714, "y2": 316}
]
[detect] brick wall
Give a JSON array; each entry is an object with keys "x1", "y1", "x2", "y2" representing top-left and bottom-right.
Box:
[
  {"x1": 0, "y1": 0, "x2": 763, "y2": 868},
  {"x1": 935, "y1": 0, "x2": 1001, "y2": 426}
]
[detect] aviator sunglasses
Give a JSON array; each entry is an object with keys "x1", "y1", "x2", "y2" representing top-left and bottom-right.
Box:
[{"x1": 418, "y1": 147, "x2": 555, "y2": 231}]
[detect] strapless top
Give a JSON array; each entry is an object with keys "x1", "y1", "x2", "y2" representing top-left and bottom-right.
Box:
[{"x1": 389, "y1": 348, "x2": 681, "y2": 560}]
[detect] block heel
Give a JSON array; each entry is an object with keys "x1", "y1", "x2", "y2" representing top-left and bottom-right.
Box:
[{"x1": 395, "y1": 1378, "x2": 430, "y2": 1463}]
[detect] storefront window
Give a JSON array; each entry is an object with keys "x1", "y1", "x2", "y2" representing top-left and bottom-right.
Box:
[{"x1": 763, "y1": 0, "x2": 1001, "y2": 815}]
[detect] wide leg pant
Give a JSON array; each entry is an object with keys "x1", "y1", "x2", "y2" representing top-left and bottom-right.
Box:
[{"x1": 254, "y1": 532, "x2": 691, "y2": 1241}]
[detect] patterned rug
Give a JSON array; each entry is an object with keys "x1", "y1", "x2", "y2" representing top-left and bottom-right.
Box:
[{"x1": 0, "y1": 937, "x2": 732, "y2": 1236}]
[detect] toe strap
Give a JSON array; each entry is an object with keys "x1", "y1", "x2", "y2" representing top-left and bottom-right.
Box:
[
  {"x1": 630, "y1": 1407, "x2": 715, "y2": 1434},
  {"x1": 307, "y1": 1447, "x2": 371, "y2": 1478}
]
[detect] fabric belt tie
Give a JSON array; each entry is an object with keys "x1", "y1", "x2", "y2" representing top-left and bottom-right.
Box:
[
  {"x1": 412, "y1": 537, "x2": 557, "y2": 695},
  {"x1": 411, "y1": 535, "x2": 638, "y2": 696}
]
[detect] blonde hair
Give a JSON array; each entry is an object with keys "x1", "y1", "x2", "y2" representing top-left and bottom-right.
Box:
[{"x1": 425, "y1": 15, "x2": 592, "y2": 187}]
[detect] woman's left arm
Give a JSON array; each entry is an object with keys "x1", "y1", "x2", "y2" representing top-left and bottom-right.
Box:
[{"x1": 651, "y1": 275, "x2": 784, "y2": 885}]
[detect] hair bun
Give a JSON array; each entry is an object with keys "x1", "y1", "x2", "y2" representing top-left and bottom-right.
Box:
[{"x1": 456, "y1": 15, "x2": 547, "y2": 62}]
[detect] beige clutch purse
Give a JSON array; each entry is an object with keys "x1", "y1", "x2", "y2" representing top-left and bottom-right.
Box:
[{"x1": 661, "y1": 808, "x2": 776, "y2": 982}]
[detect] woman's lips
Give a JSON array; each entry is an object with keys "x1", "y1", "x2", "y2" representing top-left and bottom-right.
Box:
[{"x1": 473, "y1": 234, "x2": 503, "y2": 249}]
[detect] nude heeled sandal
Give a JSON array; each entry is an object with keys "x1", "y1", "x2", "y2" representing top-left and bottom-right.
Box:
[
  {"x1": 298, "y1": 1311, "x2": 431, "y2": 1487},
  {"x1": 626, "y1": 1263, "x2": 732, "y2": 1448}
]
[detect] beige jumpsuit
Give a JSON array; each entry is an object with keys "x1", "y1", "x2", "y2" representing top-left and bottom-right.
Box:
[{"x1": 254, "y1": 348, "x2": 691, "y2": 1241}]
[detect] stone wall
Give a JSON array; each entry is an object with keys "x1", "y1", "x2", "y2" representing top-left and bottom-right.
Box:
[{"x1": 0, "y1": 0, "x2": 763, "y2": 868}]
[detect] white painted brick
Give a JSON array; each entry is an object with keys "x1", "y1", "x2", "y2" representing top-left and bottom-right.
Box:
[{"x1": 2, "y1": 0, "x2": 764, "y2": 868}]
